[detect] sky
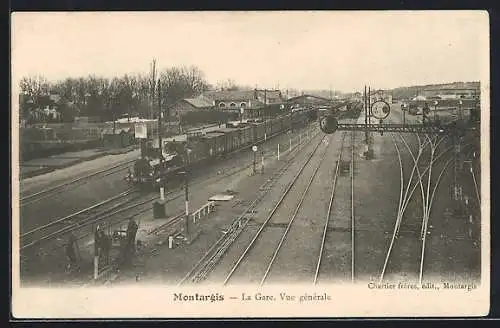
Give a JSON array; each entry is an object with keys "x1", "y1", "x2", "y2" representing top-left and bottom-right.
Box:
[{"x1": 11, "y1": 11, "x2": 489, "y2": 94}]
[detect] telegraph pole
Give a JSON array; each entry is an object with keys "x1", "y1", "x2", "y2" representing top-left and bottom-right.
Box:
[
  {"x1": 262, "y1": 89, "x2": 267, "y2": 174},
  {"x1": 368, "y1": 86, "x2": 371, "y2": 116},
  {"x1": 364, "y1": 86, "x2": 367, "y2": 125},
  {"x1": 364, "y1": 86, "x2": 368, "y2": 143},
  {"x1": 263, "y1": 88, "x2": 267, "y2": 139},
  {"x1": 158, "y1": 79, "x2": 163, "y2": 162},
  {"x1": 150, "y1": 59, "x2": 157, "y2": 120}
]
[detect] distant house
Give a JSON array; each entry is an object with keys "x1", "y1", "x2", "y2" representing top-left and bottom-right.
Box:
[
  {"x1": 173, "y1": 95, "x2": 215, "y2": 117},
  {"x1": 203, "y1": 90, "x2": 259, "y2": 111},
  {"x1": 422, "y1": 88, "x2": 479, "y2": 100},
  {"x1": 173, "y1": 89, "x2": 285, "y2": 121},
  {"x1": 204, "y1": 89, "x2": 284, "y2": 118}
]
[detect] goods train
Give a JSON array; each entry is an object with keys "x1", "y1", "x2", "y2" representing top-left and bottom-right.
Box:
[{"x1": 129, "y1": 109, "x2": 315, "y2": 189}]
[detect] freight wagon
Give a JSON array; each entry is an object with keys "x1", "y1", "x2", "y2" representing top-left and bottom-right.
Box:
[{"x1": 129, "y1": 110, "x2": 313, "y2": 189}]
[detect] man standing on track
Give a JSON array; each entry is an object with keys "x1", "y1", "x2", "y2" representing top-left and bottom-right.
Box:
[
  {"x1": 122, "y1": 218, "x2": 139, "y2": 266},
  {"x1": 65, "y1": 233, "x2": 79, "y2": 273}
]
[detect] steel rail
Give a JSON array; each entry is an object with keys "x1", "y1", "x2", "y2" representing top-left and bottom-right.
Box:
[
  {"x1": 395, "y1": 134, "x2": 429, "y2": 235},
  {"x1": 20, "y1": 126, "x2": 317, "y2": 251},
  {"x1": 21, "y1": 160, "x2": 135, "y2": 206},
  {"x1": 222, "y1": 135, "x2": 328, "y2": 285},
  {"x1": 421, "y1": 135, "x2": 434, "y2": 238},
  {"x1": 379, "y1": 135, "x2": 405, "y2": 282},
  {"x1": 260, "y1": 136, "x2": 332, "y2": 285},
  {"x1": 471, "y1": 164, "x2": 481, "y2": 204},
  {"x1": 314, "y1": 132, "x2": 347, "y2": 284},
  {"x1": 21, "y1": 188, "x2": 136, "y2": 239},
  {"x1": 21, "y1": 192, "x2": 148, "y2": 250},
  {"x1": 177, "y1": 128, "x2": 323, "y2": 285},
  {"x1": 400, "y1": 143, "x2": 473, "y2": 216},
  {"x1": 419, "y1": 157, "x2": 453, "y2": 284},
  {"x1": 399, "y1": 133, "x2": 428, "y2": 231}
]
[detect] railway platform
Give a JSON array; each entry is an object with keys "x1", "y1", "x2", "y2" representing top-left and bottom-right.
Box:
[
  {"x1": 19, "y1": 122, "x2": 321, "y2": 287},
  {"x1": 20, "y1": 146, "x2": 138, "y2": 179}
]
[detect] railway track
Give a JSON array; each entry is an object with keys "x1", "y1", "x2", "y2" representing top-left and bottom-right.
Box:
[
  {"x1": 19, "y1": 156, "x2": 258, "y2": 254},
  {"x1": 20, "y1": 160, "x2": 136, "y2": 207},
  {"x1": 20, "y1": 124, "x2": 321, "y2": 279},
  {"x1": 313, "y1": 130, "x2": 355, "y2": 284},
  {"x1": 177, "y1": 129, "x2": 324, "y2": 285},
  {"x1": 379, "y1": 132, "x2": 461, "y2": 283},
  {"x1": 219, "y1": 134, "x2": 329, "y2": 285},
  {"x1": 20, "y1": 189, "x2": 146, "y2": 251},
  {"x1": 19, "y1": 124, "x2": 233, "y2": 206},
  {"x1": 470, "y1": 159, "x2": 481, "y2": 204},
  {"x1": 19, "y1": 122, "x2": 277, "y2": 207}
]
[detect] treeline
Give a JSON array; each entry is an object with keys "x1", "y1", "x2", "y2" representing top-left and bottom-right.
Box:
[
  {"x1": 389, "y1": 81, "x2": 480, "y2": 100},
  {"x1": 19, "y1": 65, "x2": 211, "y2": 123}
]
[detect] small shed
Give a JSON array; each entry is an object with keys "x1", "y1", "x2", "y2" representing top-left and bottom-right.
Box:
[{"x1": 102, "y1": 126, "x2": 135, "y2": 149}]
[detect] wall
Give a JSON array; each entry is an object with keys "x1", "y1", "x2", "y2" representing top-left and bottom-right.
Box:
[{"x1": 215, "y1": 99, "x2": 251, "y2": 110}]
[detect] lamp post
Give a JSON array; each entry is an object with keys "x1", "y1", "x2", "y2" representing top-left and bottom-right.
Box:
[
  {"x1": 433, "y1": 100, "x2": 438, "y2": 122},
  {"x1": 402, "y1": 103, "x2": 407, "y2": 125},
  {"x1": 252, "y1": 145, "x2": 257, "y2": 174},
  {"x1": 158, "y1": 79, "x2": 163, "y2": 162},
  {"x1": 458, "y1": 99, "x2": 463, "y2": 122}
]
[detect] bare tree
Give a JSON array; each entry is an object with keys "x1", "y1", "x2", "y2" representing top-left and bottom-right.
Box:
[
  {"x1": 216, "y1": 78, "x2": 237, "y2": 91},
  {"x1": 160, "y1": 65, "x2": 209, "y2": 108},
  {"x1": 19, "y1": 75, "x2": 50, "y2": 113},
  {"x1": 181, "y1": 65, "x2": 209, "y2": 94},
  {"x1": 18, "y1": 64, "x2": 211, "y2": 123}
]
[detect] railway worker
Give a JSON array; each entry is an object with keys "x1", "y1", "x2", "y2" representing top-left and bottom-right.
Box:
[
  {"x1": 98, "y1": 230, "x2": 112, "y2": 266},
  {"x1": 125, "y1": 218, "x2": 139, "y2": 257},
  {"x1": 65, "y1": 237, "x2": 78, "y2": 273}
]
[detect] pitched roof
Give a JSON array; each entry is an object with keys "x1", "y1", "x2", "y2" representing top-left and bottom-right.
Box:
[
  {"x1": 183, "y1": 96, "x2": 214, "y2": 108},
  {"x1": 203, "y1": 90, "x2": 256, "y2": 101}
]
